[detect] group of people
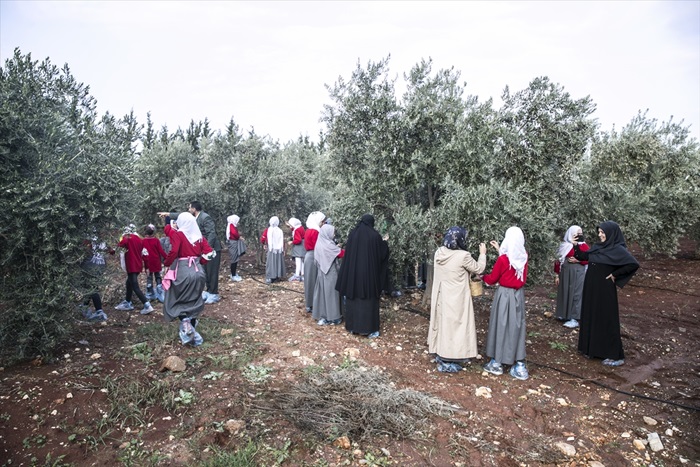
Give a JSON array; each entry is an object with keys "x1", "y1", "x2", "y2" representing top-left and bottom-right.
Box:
[
  {"x1": 429, "y1": 220, "x2": 638, "y2": 380},
  {"x1": 83, "y1": 201, "x2": 639, "y2": 371},
  {"x1": 260, "y1": 212, "x2": 388, "y2": 339}
]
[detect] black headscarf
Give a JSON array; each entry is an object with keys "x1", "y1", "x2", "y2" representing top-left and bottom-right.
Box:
[
  {"x1": 335, "y1": 214, "x2": 388, "y2": 299},
  {"x1": 443, "y1": 226, "x2": 468, "y2": 250},
  {"x1": 588, "y1": 221, "x2": 639, "y2": 287}
]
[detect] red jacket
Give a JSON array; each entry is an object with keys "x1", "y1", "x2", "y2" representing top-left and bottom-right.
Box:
[
  {"x1": 228, "y1": 224, "x2": 240, "y2": 241},
  {"x1": 304, "y1": 229, "x2": 319, "y2": 250},
  {"x1": 483, "y1": 254, "x2": 528, "y2": 289},
  {"x1": 260, "y1": 227, "x2": 268, "y2": 245},
  {"x1": 118, "y1": 234, "x2": 144, "y2": 274},
  {"x1": 292, "y1": 226, "x2": 305, "y2": 244},
  {"x1": 142, "y1": 237, "x2": 167, "y2": 272},
  {"x1": 163, "y1": 225, "x2": 213, "y2": 268}
]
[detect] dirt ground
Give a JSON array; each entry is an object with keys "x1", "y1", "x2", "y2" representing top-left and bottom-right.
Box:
[{"x1": 1, "y1": 240, "x2": 698, "y2": 466}]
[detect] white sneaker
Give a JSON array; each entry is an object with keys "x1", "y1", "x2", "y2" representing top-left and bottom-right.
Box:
[
  {"x1": 563, "y1": 319, "x2": 579, "y2": 328},
  {"x1": 232, "y1": 275, "x2": 242, "y2": 282},
  {"x1": 202, "y1": 291, "x2": 210, "y2": 300}
]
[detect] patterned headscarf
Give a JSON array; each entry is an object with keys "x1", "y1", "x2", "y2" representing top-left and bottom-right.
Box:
[
  {"x1": 443, "y1": 226, "x2": 468, "y2": 251},
  {"x1": 122, "y1": 224, "x2": 137, "y2": 236}
]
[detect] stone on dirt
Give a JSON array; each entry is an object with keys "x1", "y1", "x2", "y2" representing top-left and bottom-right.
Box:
[
  {"x1": 633, "y1": 439, "x2": 646, "y2": 450},
  {"x1": 333, "y1": 436, "x2": 351, "y2": 449},
  {"x1": 643, "y1": 416, "x2": 658, "y2": 426},
  {"x1": 647, "y1": 432, "x2": 664, "y2": 452},
  {"x1": 224, "y1": 419, "x2": 244, "y2": 434},
  {"x1": 554, "y1": 441, "x2": 576, "y2": 457},
  {"x1": 159, "y1": 356, "x2": 186, "y2": 372}
]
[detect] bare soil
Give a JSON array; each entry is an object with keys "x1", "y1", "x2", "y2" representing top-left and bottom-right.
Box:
[{"x1": 1, "y1": 240, "x2": 699, "y2": 466}]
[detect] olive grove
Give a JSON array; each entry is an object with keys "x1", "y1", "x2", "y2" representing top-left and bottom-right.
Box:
[{"x1": 1, "y1": 50, "x2": 698, "y2": 362}]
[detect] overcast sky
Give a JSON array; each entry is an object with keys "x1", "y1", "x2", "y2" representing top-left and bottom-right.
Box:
[{"x1": 2, "y1": 1, "x2": 699, "y2": 143}]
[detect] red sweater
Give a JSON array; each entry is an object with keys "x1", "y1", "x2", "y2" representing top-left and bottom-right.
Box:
[
  {"x1": 304, "y1": 229, "x2": 319, "y2": 250},
  {"x1": 554, "y1": 243, "x2": 589, "y2": 274},
  {"x1": 292, "y1": 226, "x2": 305, "y2": 245},
  {"x1": 260, "y1": 227, "x2": 268, "y2": 245},
  {"x1": 163, "y1": 225, "x2": 213, "y2": 268},
  {"x1": 118, "y1": 234, "x2": 144, "y2": 274},
  {"x1": 228, "y1": 224, "x2": 240, "y2": 241},
  {"x1": 483, "y1": 254, "x2": 528, "y2": 289},
  {"x1": 142, "y1": 237, "x2": 167, "y2": 272}
]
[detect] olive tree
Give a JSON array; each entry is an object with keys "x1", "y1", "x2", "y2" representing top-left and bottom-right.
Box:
[{"x1": 0, "y1": 49, "x2": 137, "y2": 361}]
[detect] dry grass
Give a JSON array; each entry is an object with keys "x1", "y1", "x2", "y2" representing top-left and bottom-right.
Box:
[{"x1": 273, "y1": 367, "x2": 457, "y2": 441}]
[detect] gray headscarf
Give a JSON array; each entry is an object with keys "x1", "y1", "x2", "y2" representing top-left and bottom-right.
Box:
[{"x1": 314, "y1": 224, "x2": 342, "y2": 274}]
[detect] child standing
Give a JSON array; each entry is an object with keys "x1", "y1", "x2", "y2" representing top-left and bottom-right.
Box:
[
  {"x1": 116, "y1": 224, "x2": 154, "y2": 314},
  {"x1": 143, "y1": 224, "x2": 167, "y2": 303},
  {"x1": 286, "y1": 217, "x2": 306, "y2": 281},
  {"x1": 226, "y1": 214, "x2": 243, "y2": 282},
  {"x1": 261, "y1": 216, "x2": 285, "y2": 284},
  {"x1": 481, "y1": 226, "x2": 529, "y2": 380}
]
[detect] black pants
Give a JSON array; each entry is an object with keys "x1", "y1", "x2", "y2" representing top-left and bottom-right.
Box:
[
  {"x1": 83, "y1": 293, "x2": 103, "y2": 311},
  {"x1": 147, "y1": 271, "x2": 162, "y2": 290},
  {"x1": 204, "y1": 250, "x2": 221, "y2": 294},
  {"x1": 230, "y1": 262, "x2": 238, "y2": 276},
  {"x1": 125, "y1": 272, "x2": 147, "y2": 304}
]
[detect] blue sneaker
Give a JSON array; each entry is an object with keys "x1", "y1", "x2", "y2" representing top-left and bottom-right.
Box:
[
  {"x1": 115, "y1": 300, "x2": 134, "y2": 311},
  {"x1": 367, "y1": 331, "x2": 380, "y2": 339},
  {"x1": 484, "y1": 359, "x2": 504, "y2": 376},
  {"x1": 155, "y1": 284, "x2": 165, "y2": 303},
  {"x1": 317, "y1": 318, "x2": 329, "y2": 326},
  {"x1": 602, "y1": 359, "x2": 625, "y2": 366},
  {"x1": 510, "y1": 361, "x2": 529, "y2": 380},
  {"x1": 140, "y1": 302, "x2": 154, "y2": 315},
  {"x1": 202, "y1": 291, "x2": 210, "y2": 300},
  {"x1": 192, "y1": 331, "x2": 204, "y2": 347},
  {"x1": 204, "y1": 294, "x2": 220, "y2": 304}
]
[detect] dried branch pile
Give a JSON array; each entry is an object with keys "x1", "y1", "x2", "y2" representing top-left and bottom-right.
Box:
[{"x1": 275, "y1": 367, "x2": 456, "y2": 441}]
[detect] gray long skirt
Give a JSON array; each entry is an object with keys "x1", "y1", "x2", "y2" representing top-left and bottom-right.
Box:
[
  {"x1": 304, "y1": 250, "x2": 317, "y2": 309},
  {"x1": 485, "y1": 286, "x2": 526, "y2": 365},
  {"x1": 555, "y1": 261, "x2": 586, "y2": 321},
  {"x1": 163, "y1": 258, "x2": 206, "y2": 322},
  {"x1": 227, "y1": 239, "x2": 241, "y2": 264},
  {"x1": 291, "y1": 242, "x2": 306, "y2": 258},
  {"x1": 312, "y1": 260, "x2": 342, "y2": 322},
  {"x1": 265, "y1": 250, "x2": 285, "y2": 280}
]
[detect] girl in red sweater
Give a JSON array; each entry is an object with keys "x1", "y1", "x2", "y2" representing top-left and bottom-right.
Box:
[
  {"x1": 143, "y1": 224, "x2": 167, "y2": 303},
  {"x1": 116, "y1": 224, "x2": 154, "y2": 315},
  {"x1": 286, "y1": 217, "x2": 306, "y2": 281},
  {"x1": 163, "y1": 213, "x2": 214, "y2": 346},
  {"x1": 481, "y1": 226, "x2": 529, "y2": 380}
]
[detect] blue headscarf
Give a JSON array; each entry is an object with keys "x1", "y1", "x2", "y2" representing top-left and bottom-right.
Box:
[{"x1": 443, "y1": 226, "x2": 468, "y2": 251}]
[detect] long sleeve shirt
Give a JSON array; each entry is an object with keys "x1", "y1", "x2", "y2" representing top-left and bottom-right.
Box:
[
  {"x1": 163, "y1": 224, "x2": 213, "y2": 268},
  {"x1": 554, "y1": 242, "x2": 589, "y2": 274},
  {"x1": 304, "y1": 229, "x2": 319, "y2": 250},
  {"x1": 482, "y1": 254, "x2": 527, "y2": 289}
]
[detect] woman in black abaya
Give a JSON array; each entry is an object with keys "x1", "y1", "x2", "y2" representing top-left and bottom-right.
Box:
[
  {"x1": 573, "y1": 221, "x2": 639, "y2": 366},
  {"x1": 336, "y1": 214, "x2": 389, "y2": 338}
]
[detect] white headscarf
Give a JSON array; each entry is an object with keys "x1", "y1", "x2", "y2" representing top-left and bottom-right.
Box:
[
  {"x1": 175, "y1": 212, "x2": 203, "y2": 245},
  {"x1": 267, "y1": 216, "x2": 284, "y2": 253},
  {"x1": 226, "y1": 214, "x2": 240, "y2": 240},
  {"x1": 499, "y1": 226, "x2": 528, "y2": 282},
  {"x1": 558, "y1": 225, "x2": 582, "y2": 265},
  {"x1": 314, "y1": 224, "x2": 342, "y2": 274},
  {"x1": 305, "y1": 211, "x2": 326, "y2": 232},
  {"x1": 288, "y1": 217, "x2": 302, "y2": 230}
]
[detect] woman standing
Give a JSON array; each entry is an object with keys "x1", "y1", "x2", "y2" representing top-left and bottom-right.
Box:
[
  {"x1": 554, "y1": 225, "x2": 589, "y2": 328},
  {"x1": 313, "y1": 224, "x2": 345, "y2": 325},
  {"x1": 303, "y1": 211, "x2": 326, "y2": 312},
  {"x1": 336, "y1": 214, "x2": 389, "y2": 338},
  {"x1": 262, "y1": 216, "x2": 285, "y2": 284},
  {"x1": 573, "y1": 221, "x2": 639, "y2": 366},
  {"x1": 226, "y1": 214, "x2": 243, "y2": 282},
  {"x1": 482, "y1": 226, "x2": 529, "y2": 380},
  {"x1": 163, "y1": 213, "x2": 214, "y2": 346},
  {"x1": 428, "y1": 227, "x2": 487, "y2": 373}
]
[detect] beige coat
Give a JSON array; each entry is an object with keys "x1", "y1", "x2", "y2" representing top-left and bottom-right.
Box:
[{"x1": 428, "y1": 247, "x2": 487, "y2": 360}]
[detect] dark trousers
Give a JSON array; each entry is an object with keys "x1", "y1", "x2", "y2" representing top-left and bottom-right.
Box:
[
  {"x1": 125, "y1": 272, "x2": 147, "y2": 304},
  {"x1": 204, "y1": 251, "x2": 221, "y2": 294},
  {"x1": 230, "y1": 262, "x2": 238, "y2": 276},
  {"x1": 83, "y1": 293, "x2": 103, "y2": 311},
  {"x1": 147, "y1": 271, "x2": 162, "y2": 290}
]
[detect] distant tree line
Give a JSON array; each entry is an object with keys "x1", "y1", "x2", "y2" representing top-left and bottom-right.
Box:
[{"x1": 1, "y1": 49, "x2": 698, "y2": 362}]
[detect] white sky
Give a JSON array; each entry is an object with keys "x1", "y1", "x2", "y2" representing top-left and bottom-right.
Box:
[{"x1": 1, "y1": 1, "x2": 699, "y2": 143}]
